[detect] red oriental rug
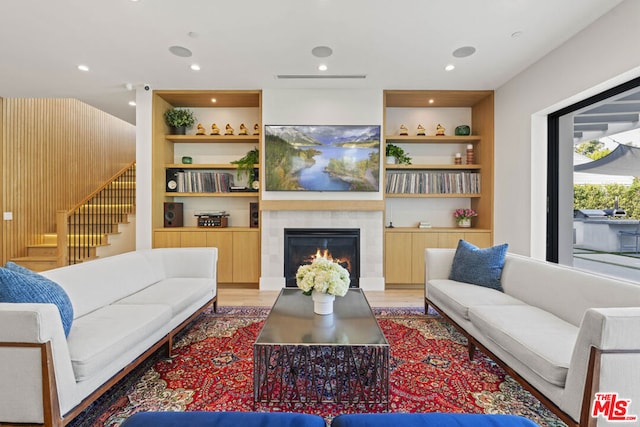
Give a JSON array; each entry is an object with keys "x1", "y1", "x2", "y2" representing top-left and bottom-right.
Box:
[{"x1": 68, "y1": 307, "x2": 566, "y2": 427}]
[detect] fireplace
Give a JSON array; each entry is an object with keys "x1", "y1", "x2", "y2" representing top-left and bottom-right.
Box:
[{"x1": 284, "y1": 228, "x2": 360, "y2": 288}]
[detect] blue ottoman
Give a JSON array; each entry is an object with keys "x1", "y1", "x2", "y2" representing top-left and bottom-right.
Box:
[
  {"x1": 120, "y1": 411, "x2": 326, "y2": 427},
  {"x1": 331, "y1": 413, "x2": 540, "y2": 427}
]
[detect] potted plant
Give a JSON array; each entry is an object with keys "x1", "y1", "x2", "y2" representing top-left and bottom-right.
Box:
[
  {"x1": 385, "y1": 143, "x2": 412, "y2": 164},
  {"x1": 454, "y1": 208, "x2": 477, "y2": 227},
  {"x1": 230, "y1": 147, "x2": 259, "y2": 187},
  {"x1": 164, "y1": 108, "x2": 196, "y2": 135}
]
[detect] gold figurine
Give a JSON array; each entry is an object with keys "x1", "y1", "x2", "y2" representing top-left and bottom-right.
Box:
[
  {"x1": 399, "y1": 124, "x2": 408, "y2": 136},
  {"x1": 253, "y1": 124, "x2": 260, "y2": 135},
  {"x1": 417, "y1": 124, "x2": 426, "y2": 136},
  {"x1": 225, "y1": 124, "x2": 234, "y2": 135},
  {"x1": 210, "y1": 123, "x2": 220, "y2": 135},
  {"x1": 196, "y1": 123, "x2": 206, "y2": 135},
  {"x1": 239, "y1": 123, "x2": 248, "y2": 135},
  {"x1": 436, "y1": 124, "x2": 446, "y2": 136}
]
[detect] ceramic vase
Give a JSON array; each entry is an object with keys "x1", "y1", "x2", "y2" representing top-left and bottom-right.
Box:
[
  {"x1": 312, "y1": 290, "x2": 335, "y2": 315},
  {"x1": 457, "y1": 218, "x2": 471, "y2": 228}
]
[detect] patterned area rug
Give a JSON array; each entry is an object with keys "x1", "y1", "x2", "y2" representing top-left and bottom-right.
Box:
[{"x1": 68, "y1": 306, "x2": 566, "y2": 427}]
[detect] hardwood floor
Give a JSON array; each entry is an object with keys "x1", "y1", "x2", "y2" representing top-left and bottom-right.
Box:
[{"x1": 217, "y1": 288, "x2": 424, "y2": 308}]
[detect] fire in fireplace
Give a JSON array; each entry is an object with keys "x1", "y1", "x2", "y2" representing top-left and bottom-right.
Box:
[{"x1": 284, "y1": 228, "x2": 360, "y2": 288}]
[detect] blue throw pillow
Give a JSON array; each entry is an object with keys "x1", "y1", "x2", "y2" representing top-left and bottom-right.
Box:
[
  {"x1": 1, "y1": 263, "x2": 74, "y2": 336},
  {"x1": 449, "y1": 240, "x2": 508, "y2": 292}
]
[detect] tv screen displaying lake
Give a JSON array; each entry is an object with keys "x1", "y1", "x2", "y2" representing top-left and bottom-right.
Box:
[{"x1": 265, "y1": 125, "x2": 381, "y2": 192}]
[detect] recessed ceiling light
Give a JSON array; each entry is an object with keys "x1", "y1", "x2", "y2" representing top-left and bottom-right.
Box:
[
  {"x1": 211, "y1": 98, "x2": 217, "y2": 103},
  {"x1": 428, "y1": 99, "x2": 435, "y2": 104},
  {"x1": 445, "y1": 64, "x2": 455, "y2": 71},
  {"x1": 169, "y1": 45, "x2": 193, "y2": 58},
  {"x1": 452, "y1": 46, "x2": 476, "y2": 58},
  {"x1": 190, "y1": 64, "x2": 201, "y2": 71},
  {"x1": 77, "y1": 65, "x2": 89, "y2": 72},
  {"x1": 311, "y1": 46, "x2": 333, "y2": 58},
  {"x1": 318, "y1": 64, "x2": 328, "y2": 71},
  {"x1": 128, "y1": 101, "x2": 136, "y2": 107}
]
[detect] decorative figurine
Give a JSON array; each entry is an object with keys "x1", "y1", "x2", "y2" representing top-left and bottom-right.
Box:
[
  {"x1": 417, "y1": 124, "x2": 426, "y2": 136},
  {"x1": 225, "y1": 124, "x2": 234, "y2": 135},
  {"x1": 399, "y1": 125, "x2": 408, "y2": 136},
  {"x1": 436, "y1": 124, "x2": 446, "y2": 136},
  {"x1": 239, "y1": 123, "x2": 248, "y2": 135},
  {"x1": 210, "y1": 123, "x2": 221, "y2": 135},
  {"x1": 196, "y1": 123, "x2": 206, "y2": 135},
  {"x1": 253, "y1": 123, "x2": 260, "y2": 135}
]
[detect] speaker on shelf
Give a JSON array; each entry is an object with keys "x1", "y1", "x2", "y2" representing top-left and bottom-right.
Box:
[
  {"x1": 249, "y1": 202, "x2": 259, "y2": 228},
  {"x1": 164, "y1": 202, "x2": 183, "y2": 227},
  {"x1": 166, "y1": 169, "x2": 179, "y2": 192}
]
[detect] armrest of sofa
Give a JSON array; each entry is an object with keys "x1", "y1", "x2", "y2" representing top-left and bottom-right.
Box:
[
  {"x1": 0, "y1": 303, "x2": 77, "y2": 424},
  {"x1": 562, "y1": 307, "x2": 640, "y2": 422},
  {"x1": 425, "y1": 249, "x2": 456, "y2": 282}
]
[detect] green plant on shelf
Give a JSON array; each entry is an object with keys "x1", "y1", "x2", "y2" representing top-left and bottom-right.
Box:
[
  {"x1": 231, "y1": 147, "x2": 259, "y2": 183},
  {"x1": 164, "y1": 108, "x2": 196, "y2": 129},
  {"x1": 385, "y1": 143, "x2": 412, "y2": 164}
]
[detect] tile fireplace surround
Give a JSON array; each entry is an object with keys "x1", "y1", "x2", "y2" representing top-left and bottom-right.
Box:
[{"x1": 260, "y1": 210, "x2": 385, "y2": 291}]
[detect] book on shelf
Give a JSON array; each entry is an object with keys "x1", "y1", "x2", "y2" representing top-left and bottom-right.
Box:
[
  {"x1": 418, "y1": 221, "x2": 432, "y2": 228},
  {"x1": 386, "y1": 171, "x2": 480, "y2": 195}
]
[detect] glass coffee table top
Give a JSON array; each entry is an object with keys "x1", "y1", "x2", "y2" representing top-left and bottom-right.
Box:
[{"x1": 255, "y1": 288, "x2": 388, "y2": 346}]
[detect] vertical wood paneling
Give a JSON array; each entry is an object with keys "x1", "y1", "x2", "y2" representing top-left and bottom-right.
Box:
[{"x1": 1, "y1": 98, "x2": 135, "y2": 264}]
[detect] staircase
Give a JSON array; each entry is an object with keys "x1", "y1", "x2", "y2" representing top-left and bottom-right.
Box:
[{"x1": 10, "y1": 163, "x2": 136, "y2": 272}]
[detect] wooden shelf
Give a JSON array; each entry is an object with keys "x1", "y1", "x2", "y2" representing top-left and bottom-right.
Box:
[
  {"x1": 384, "y1": 226, "x2": 491, "y2": 233},
  {"x1": 385, "y1": 193, "x2": 481, "y2": 198},
  {"x1": 165, "y1": 135, "x2": 260, "y2": 143},
  {"x1": 384, "y1": 135, "x2": 481, "y2": 144},
  {"x1": 165, "y1": 163, "x2": 259, "y2": 169},
  {"x1": 165, "y1": 192, "x2": 259, "y2": 197},
  {"x1": 385, "y1": 164, "x2": 481, "y2": 170}
]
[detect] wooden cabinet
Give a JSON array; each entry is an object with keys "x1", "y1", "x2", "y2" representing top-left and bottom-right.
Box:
[
  {"x1": 152, "y1": 90, "x2": 262, "y2": 286},
  {"x1": 385, "y1": 228, "x2": 492, "y2": 285},
  {"x1": 154, "y1": 228, "x2": 259, "y2": 285}
]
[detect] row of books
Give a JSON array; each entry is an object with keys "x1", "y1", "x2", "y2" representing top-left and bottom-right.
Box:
[
  {"x1": 174, "y1": 170, "x2": 234, "y2": 193},
  {"x1": 386, "y1": 171, "x2": 481, "y2": 194}
]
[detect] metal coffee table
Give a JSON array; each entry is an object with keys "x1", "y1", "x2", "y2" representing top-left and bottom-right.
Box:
[{"x1": 254, "y1": 288, "x2": 389, "y2": 407}]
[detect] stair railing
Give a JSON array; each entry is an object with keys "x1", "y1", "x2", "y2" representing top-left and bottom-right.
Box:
[{"x1": 56, "y1": 162, "x2": 136, "y2": 266}]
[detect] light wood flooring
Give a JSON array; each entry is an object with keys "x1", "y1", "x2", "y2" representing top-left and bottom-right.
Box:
[{"x1": 218, "y1": 288, "x2": 424, "y2": 308}]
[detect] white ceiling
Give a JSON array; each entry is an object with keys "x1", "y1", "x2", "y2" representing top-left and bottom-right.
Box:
[{"x1": 0, "y1": 0, "x2": 625, "y2": 125}]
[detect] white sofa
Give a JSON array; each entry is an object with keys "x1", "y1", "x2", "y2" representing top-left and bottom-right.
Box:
[
  {"x1": 0, "y1": 247, "x2": 217, "y2": 427},
  {"x1": 425, "y1": 248, "x2": 640, "y2": 427}
]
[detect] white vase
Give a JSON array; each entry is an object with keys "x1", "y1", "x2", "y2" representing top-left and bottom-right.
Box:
[
  {"x1": 386, "y1": 156, "x2": 397, "y2": 164},
  {"x1": 311, "y1": 290, "x2": 335, "y2": 315},
  {"x1": 457, "y1": 218, "x2": 471, "y2": 228}
]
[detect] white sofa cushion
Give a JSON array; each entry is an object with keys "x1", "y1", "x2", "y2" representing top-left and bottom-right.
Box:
[
  {"x1": 115, "y1": 278, "x2": 213, "y2": 316},
  {"x1": 469, "y1": 305, "x2": 578, "y2": 387},
  {"x1": 428, "y1": 279, "x2": 525, "y2": 320},
  {"x1": 67, "y1": 304, "x2": 171, "y2": 381},
  {"x1": 42, "y1": 252, "x2": 163, "y2": 318}
]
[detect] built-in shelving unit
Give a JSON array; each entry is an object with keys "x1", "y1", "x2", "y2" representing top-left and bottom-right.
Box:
[
  {"x1": 152, "y1": 90, "x2": 262, "y2": 286},
  {"x1": 383, "y1": 89, "x2": 494, "y2": 286}
]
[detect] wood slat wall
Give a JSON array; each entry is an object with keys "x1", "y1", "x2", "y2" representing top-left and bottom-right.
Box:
[{"x1": 1, "y1": 98, "x2": 135, "y2": 264}]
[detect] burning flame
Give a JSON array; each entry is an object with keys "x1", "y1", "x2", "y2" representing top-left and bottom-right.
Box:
[{"x1": 305, "y1": 248, "x2": 351, "y2": 273}]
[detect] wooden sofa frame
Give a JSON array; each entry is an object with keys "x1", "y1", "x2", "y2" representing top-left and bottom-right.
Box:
[{"x1": 0, "y1": 297, "x2": 216, "y2": 427}]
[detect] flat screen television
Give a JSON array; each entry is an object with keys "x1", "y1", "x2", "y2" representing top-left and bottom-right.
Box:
[{"x1": 264, "y1": 125, "x2": 380, "y2": 191}]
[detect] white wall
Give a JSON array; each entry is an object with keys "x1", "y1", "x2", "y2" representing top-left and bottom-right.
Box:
[{"x1": 494, "y1": 0, "x2": 640, "y2": 257}]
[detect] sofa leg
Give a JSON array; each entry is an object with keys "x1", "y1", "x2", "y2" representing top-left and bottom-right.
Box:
[
  {"x1": 424, "y1": 300, "x2": 429, "y2": 314},
  {"x1": 468, "y1": 342, "x2": 476, "y2": 361}
]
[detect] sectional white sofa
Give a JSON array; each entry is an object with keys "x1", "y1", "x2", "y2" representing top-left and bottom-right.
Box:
[
  {"x1": 425, "y1": 248, "x2": 640, "y2": 427},
  {"x1": 0, "y1": 247, "x2": 217, "y2": 427}
]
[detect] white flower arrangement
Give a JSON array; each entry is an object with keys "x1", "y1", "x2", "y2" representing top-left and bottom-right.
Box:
[{"x1": 296, "y1": 257, "x2": 350, "y2": 297}]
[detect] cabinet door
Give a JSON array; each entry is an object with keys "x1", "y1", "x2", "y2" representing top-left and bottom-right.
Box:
[
  {"x1": 206, "y1": 231, "x2": 233, "y2": 283},
  {"x1": 181, "y1": 231, "x2": 207, "y2": 247},
  {"x1": 384, "y1": 233, "x2": 413, "y2": 284},
  {"x1": 464, "y1": 232, "x2": 492, "y2": 248},
  {"x1": 438, "y1": 232, "x2": 465, "y2": 249},
  {"x1": 154, "y1": 231, "x2": 181, "y2": 248},
  {"x1": 411, "y1": 233, "x2": 440, "y2": 284},
  {"x1": 232, "y1": 231, "x2": 260, "y2": 284}
]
